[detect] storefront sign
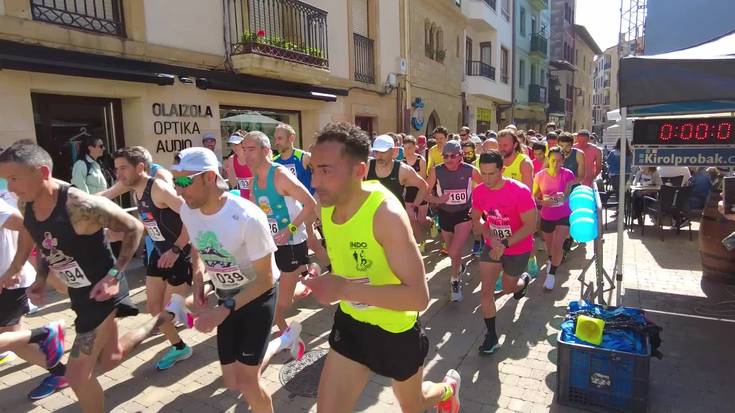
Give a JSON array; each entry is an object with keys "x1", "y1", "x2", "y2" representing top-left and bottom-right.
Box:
[
  {"x1": 633, "y1": 146, "x2": 735, "y2": 167},
  {"x1": 476, "y1": 108, "x2": 492, "y2": 122},
  {"x1": 152, "y1": 103, "x2": 214, "y2": 152}
]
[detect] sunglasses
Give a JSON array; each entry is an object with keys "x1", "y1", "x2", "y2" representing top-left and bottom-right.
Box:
[
  {"x1": 173, "y1": 171, "x2": 205, "y2": 188},
  {"x1": 442, "y1": 153, "x2": 461, "y2": 160}
]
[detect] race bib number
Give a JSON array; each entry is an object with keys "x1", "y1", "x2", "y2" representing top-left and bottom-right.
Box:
[
  {"x1": 237, "y1": 177, "x2": 250, "y2": 190},
  {"x1": 52, "y1": 261, "x2": 91, "y2": 288},
  {"x1": 345, "y1": 278, "x2": 372, "y2": 310},
  {"x1": 286, "y1": 164, "x2": 297, "y2": 176},
  {"x1": 543, "y1": 192, "x2": 565, "y2": 207},
  {"x1": 207, "y1": 264, "x2": 249, "y2": 290},
  {"x1": 490, "y1": 224, "x2": 512, "y2": 239},
  {"x1": 445, "y1": 189, "x2": 468, "y2": 205},
  {"x1": 268, "y1": 218, "x2": 279, "y2": 235},
  {"x1": 143, "y1": 220, "x2": 165, "y2": 242}
]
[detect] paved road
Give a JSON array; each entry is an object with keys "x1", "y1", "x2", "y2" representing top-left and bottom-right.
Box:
[{"x1": 2, "y1": 217, "x2": 733, "y2": 412}]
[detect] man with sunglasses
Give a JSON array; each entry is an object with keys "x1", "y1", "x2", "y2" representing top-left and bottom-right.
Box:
[
  {"x1": 367, "y1": 134, "x2": 428, "y2": 208},
  {"x1": 426, "y1": 141, "x2": 482, "y2": 302},
  {"x1": 111, "y1": 146, "x2": 193, "y2": 371},
  {"x1": 174, "y1": 147, "x2": 284, "y2": 413}
]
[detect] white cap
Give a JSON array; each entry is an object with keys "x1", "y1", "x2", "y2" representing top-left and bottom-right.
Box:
[
  {"x1": 228, "y1": 134, "x2": 244, "y2": 144},
  {"x1": 172, "y1": 147, "x2": 220, "y2": 173},
  {"x1": 371, "y1": 134, "x2": 395, "y2": 152}
]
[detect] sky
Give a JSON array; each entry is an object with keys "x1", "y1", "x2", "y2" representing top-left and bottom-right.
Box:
[{"x1": 575, "y1": 0, "x2": 623, "y2": 52}]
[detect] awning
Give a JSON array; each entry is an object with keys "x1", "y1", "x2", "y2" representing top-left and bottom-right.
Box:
[{"x1": 0, "y1": 40, "x2": 347, "y2": 102}]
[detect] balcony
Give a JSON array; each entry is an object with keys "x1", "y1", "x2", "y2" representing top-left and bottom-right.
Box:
[
  {"x1": 604, "y1": 60, "x2": 612, "y2": 70},
  {"x1": 353, "y1": 33, "x2": 375, "y2": 84},
  {"x1": 464, "y1": 0, "x2": 505, "y2": 31},
  {"x1": 467, "y1": 60, "x2": 496, "y2": 81},
  {"x1": 29, "y1": 0, "x2": 125, "y2": 36},
  {"x1": 224, "y1": 0, "x2": 330, "y2": 82},
  {"x1": 549, "y1": 97, "x2": 565, "y2": 113},
  {"x1": 530, "y1": 33, "x2": 547, "y2": 58},
  {"x1": 530, "y1": 0, "x2": 548, "y2": 11},
  {"x1": 529, "y1": 84, "x2": 547, "y2": 104}
]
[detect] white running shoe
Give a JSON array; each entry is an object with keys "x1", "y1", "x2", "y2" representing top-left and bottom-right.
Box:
[
  {"x1": 544, "y1": 274, "x2": 556, "y2": 290},
  {"x1": 450, "y1": 279, "x2": 463, "y2": 302},
  {"x1": 436, "y1": 369, "x2": 461, "y2": 413},
  {"x1": 281, "y1": 321, "x2": 305, "y2": 361},
  {"x1": 165, "y1": 294, "x2": 193, "y2": 328}
]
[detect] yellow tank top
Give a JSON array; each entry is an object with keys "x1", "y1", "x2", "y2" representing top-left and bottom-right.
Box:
[
  {"x1": 425, "y1": 145, "x2": 444, "y2": 176},
  {"x1": 503, "y1": 153, "x2": 528, "y2": 182},
  {"x1": 320, "y1": 181, "x2": 418, "y2": 333}
]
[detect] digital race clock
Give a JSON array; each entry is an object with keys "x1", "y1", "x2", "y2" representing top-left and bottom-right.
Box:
[{"x1": 632, "y1": 117, "x2": 735, "y2": 146}]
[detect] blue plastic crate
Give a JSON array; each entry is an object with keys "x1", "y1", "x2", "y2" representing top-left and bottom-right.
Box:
[{"x1": 557, "y1": 330, "x2": 650, "y2": 413}]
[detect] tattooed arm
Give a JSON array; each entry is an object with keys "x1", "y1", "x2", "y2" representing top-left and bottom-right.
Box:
[{"x1": 66, "y1": 187, "x2": 144, "y2": 274}]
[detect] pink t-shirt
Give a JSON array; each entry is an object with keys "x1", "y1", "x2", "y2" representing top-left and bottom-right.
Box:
[
  {"x1": 534, "y1": 168, "x2": 576, "y2": 221},
  {"x1": 574, "y1": 143, "x2": 600, "y2": 187},
  {"x1": 472, "y1": 179, "x2": 535, "y2": 255},
  {"x1": 532, "y1": 158, "x2": 545, "y2": 174}
]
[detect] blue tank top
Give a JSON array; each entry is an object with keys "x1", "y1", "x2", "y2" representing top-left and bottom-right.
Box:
[
  {"x1": 251, "y1": 164, "x2": 308, "y2": 245},
  {"x1": 274, "y1": 149, "x2": 313, "y2": 194},
  {"x1": 563, "y1": 148, "x2": 582, "y2": 177}
]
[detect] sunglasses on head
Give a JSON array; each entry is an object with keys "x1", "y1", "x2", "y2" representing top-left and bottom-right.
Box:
[
  {"x1": 173, "y1": 171, "x2": 206, "y2": 188},
  {"x1": 442, "y1": 153, "x2": 461, "y2": 160}
]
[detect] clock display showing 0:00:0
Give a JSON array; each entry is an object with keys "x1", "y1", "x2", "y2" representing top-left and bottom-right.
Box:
[{"x1": 657, "y1": 120, "x2": 732, "y2": 142}]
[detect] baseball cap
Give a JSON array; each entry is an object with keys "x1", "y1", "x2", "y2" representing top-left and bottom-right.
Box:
[
  {"x1": 442, "y1": 140, "x2": 461, "y2": 155},
  {"x1": 371, "y1": 134, "x2": 395, "y2": 152},
  {"x1": 172, "y1": 147, "x2": 220, "y2": 173},
  {"x1": 202, "y1": 132, "x2": 216, "y2": 142},
  {"x1": 227, "y1": 133, "x2": 244, "y2": 144}
]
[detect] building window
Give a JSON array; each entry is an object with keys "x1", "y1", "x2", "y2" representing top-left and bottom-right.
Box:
[
  {"x1": 220, "y1": 107, "x2": 302, "y2": 150},
  {"x1": 30, "y1": 0, "x2": 125, "y2": 37},
  {"x1": 520, "y1": 7, "x2": 526, "y2": 36},
  {"x1": 501, "y1": 47, "x2": 509, "y2": 83},
  {"x1": 519, "y1": 60, "x2": 525, "y2": 88},
  {"x1": 425, "y1": 20, "x2": 434, "y2": 58},
  {"x1": 530, "y1": 63, "x2": 537, "y2": 85},
  {"x1": 435, "y1": 28, "x2": 445, "y2": 62},
  {"x1": 480, "y1": 42, "x2": 492, "y2": 66},
  {"x1": 540, "y1": 69, "x2": 545, "y2": 86}
]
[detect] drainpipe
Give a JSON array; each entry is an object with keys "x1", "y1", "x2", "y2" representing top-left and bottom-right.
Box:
[
  {"x1": 401, "y1": 0, "x2": 411, "y2": 133},
  {"x1": 509, "y1": 0, "x2": 516, "y2": 128}
]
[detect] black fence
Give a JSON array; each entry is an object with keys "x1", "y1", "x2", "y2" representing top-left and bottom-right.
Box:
[
  {"x1": 467, "y1": 60, "x2": 496, "y2": 81},
  {"x1": 530, "y1": 33, "x2": 548, "y2": 57},
  {"x1": 353, "y1": 33, "x2": 375, "y2": 84},
  {"x1": 224, "y1": 0, "x2": 329, "y2": 68},
  {"x1": 529, "y1": 83, "x2": 547, "y2": 104},
  {"x1": 30, "y1": 0, "x2": 125, "y2": 36}
]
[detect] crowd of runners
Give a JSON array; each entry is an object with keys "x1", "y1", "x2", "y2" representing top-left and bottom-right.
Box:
[{"x1": 0, "y1": 120, "x2": 602, "y2": 412}]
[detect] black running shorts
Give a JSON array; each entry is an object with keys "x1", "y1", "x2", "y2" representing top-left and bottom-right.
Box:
[
  {"x1": 217, "y1": 286, "x2": 277, "y2": 366},
  {"x1": 147, "y1": 248, "x2": 193, "y2": 287},
  {"x1": 328, "y1": 308, "x2": 429, "y2": 382},
  {"x1": 275, "y1": 241, "x2": 310, "y2": 273},
  {"x1": 0, "y1": 288, "x2": 29, "y2": 327}
]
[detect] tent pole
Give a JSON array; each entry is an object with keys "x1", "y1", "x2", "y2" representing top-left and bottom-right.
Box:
[{"x1": 615, "y1": 107, "x2": 628, "y2": 306}]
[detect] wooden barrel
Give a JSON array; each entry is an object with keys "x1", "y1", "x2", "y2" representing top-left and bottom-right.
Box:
[{"x1": 699, "y1": 191, "x2": 735, "y2": 283}]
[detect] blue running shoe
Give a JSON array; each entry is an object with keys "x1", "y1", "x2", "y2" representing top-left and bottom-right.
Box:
[{"x1": 28, "y1": 374, "x2": 69, "y2": 400}]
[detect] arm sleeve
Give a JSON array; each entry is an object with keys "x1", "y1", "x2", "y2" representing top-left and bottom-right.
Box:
[
  {"x1": 243, "y1": 209, "x2": 278, "y2": 261},
  {"x1": 71, "y1": 161, "x2": 89, "y2": 193}
]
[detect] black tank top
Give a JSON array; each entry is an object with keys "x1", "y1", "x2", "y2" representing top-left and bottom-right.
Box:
[
  {"x1": 403, "y1": 155, "x2": 423, "y2": 203},
  {"x1": 136, "y1": 178, "x2": 186, "y2": 254},
  {"x1": 24, "y1": 184, "x2": 115, "y2": 301},
  {"x1": 367, "y1": 159, "x2": 404, "y2": 205}
]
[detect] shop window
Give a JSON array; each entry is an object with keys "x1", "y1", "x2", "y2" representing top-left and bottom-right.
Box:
[{"x1": 220, "y1": 107, "x2": 301, "y2": 155}]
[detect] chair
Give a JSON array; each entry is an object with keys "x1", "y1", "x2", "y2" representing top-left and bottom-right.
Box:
[
  {"x1": 661, "y1": 175, "x2": 684, "y2": 187},
  {"x1": 642, "y1": 185, "x2": 694, "y2": 240},
  {"x1": 595, "y1": 178, "x2": 620, "y2": 230}
]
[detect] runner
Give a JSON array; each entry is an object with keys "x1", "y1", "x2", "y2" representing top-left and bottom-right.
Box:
[
  {"x1": 533, "y1": 147, "x2": 576, "y2": 290},
  {"x1": 0, "y1": 141, "x2": 167, "y2": 413},
  {"x1": 545, "y1": 132, "x2": 559, "y2": 153},
  {"x1": 471, "y1": 151, "x2": 536, "y2": 354},
  {"x1": 272, "y1": 123, "x2": 330, "y2": 270},
  {"x1": 558, "y1": 132, "x2": 585, "y2": 184},
  {"x1": 303, "y1": 121, "x2": 460, "y2": 413},
  {"x1": 497, "y1": 129, "x2": 534, "y2": 189},
  {"x1": 402, "y1": 136, "x2": 431, "y2": 252},
  {"x1": 224, "y1": 131, "x2": 253, "y2": 199},
  {"x1": 174, "y1": 147, "x2": 292, "y2": 413},
  {"x1": 426, "y1": 126, "x2": 449, "y2": 174},
  {"x1": 367, "y1": 134, "x2": 428, "y2": 207},
  {"x1": 112, "y1": 146, "x2": 193, "y2": 370},
  {"x1": 244, "y1": 131, "x2": 315, "y2": 349},
  {"x1": 532, "y1": 141, "x2": 547, "y2": 174},
  {"x1": 426, "y1": 140, "x2": 482, "y2": 302},
  {"x1": 574, "y1": 129, "x2": 602, "y2": 187},
  {"x1": 461, "y1": 141, "x2": 484, "y2": 256},
  {"x1": 0, "y1": 187, "x2": 68, "y2": 400}
]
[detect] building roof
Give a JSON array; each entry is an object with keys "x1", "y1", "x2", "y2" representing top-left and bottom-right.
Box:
[{"x1": 574, "y1": 24, "x2": 603, "y2": 55}]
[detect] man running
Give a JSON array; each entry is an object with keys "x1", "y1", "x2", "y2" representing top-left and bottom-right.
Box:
[
  {"x1": 426, "y1": 126, "x2": 449, "y2": 174},
  {"x1": 0, "y1": 187, "x2": 68, "y2": 400},
  {"x1": 244, "y1": 131, "x2": 314, "y2": 350},
  {"x1": 224, "y1": 131, "x2": 253, "y2": 199},
  {"x1": 426, "y1": 141, "x2": 482, "y2": 302},
  {"x1": 112, "y1": 146, "x2": 193, "y2": 370},
  {"x1": 304, "y1": 122, "x2": 460, "y2": 413},
  {"x1": 174, "y1": 147, "x2": 294, "y2": 413},
  {"x1": 497, "y1": 129, "x2": 534, "y2": 189},
  {"x1": 471, "y1": 151, "x2": 536, "y2": 354},
  {"x1": 558, "y1": 132, "x2": 585, "y2": 184},
  {"x1": 367, "y1": 134, "x2": 428, "y2": 208},
  {"x1": 402, "y1": 136, "x2": 431, "y2": 252},
  {"x1": 533, "y1": 147, "x2": 576, "y2": 290},
  {"x1": 0, "y1": 141, "x2": 168, "y2": 413},
  {"x1": 574, "y1": 129, "x2": 602, "y2": 187}
]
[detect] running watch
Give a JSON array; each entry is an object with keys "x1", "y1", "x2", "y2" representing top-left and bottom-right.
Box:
[
  {"x1": 107, "y1": 268, "x2": 123, "y2": 281},
  {"x1": 288, "y1": 223, "x2": 298, "y2": 233}
]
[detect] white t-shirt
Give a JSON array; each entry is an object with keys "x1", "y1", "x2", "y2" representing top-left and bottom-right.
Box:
[
  {"x1": 0, "y1": 190, "x2": 36, "y2": 289},
  {"x1": 658, "y1": 166, "x2": 692, "y2": 181},
  {"x1": 180, "y1": 192, "x2": 279, "y2": 294}
]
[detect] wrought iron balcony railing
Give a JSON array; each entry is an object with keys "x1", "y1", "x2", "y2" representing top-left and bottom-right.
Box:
[
  {"x1": 353, "y1": 33, "x2": 375, "y2": 84},
  {"x1": 224, "y1": 0, "x2": 329, "y2": 68},
  {"x1": 530, "y1": 33, "x2": 548, "y2": 57},
  {"x1": 29, "y1": 0, "x2": 125, "y2": 36},
  {"x1": 529, "y1": 84, "x2": 547, "y2": 104},
  {"x1": 467, "y1": 60, "x2": 496, "y2": 81}
]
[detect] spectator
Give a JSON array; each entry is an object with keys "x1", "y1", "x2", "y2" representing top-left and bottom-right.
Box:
[
  {"x1": 605, "y1": 138, "x2": 633, "y2": 184},
  {"x1": 71, "y1": 136, "x2": 108, "y2": 194},
  {"x1": 658, "y1": 166, "x2": 692, "y2": 185},
  {"x1": 689, "y1": 167, "x2": 720, "y2": 210}
]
